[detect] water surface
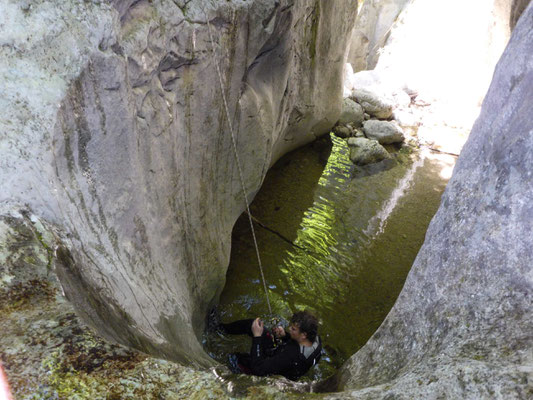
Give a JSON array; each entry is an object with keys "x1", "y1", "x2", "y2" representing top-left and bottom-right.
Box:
[{"x1": 205, "y1": 134, "x2": 455, "y2": 380}]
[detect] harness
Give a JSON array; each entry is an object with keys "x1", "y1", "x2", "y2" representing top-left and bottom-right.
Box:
[{"x1": 290, "y1": 336, "x2": 322, "y2": 380}]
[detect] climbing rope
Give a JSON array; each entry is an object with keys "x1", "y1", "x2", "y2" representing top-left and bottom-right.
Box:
[{"x1": 204, "y1": 10, "x2": 273, "y2": 315}]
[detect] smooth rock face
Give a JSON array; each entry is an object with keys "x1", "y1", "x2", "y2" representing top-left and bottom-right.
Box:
[
  {"x1": 347, "y1": 137, "x2": 390, "y2": 166},
  {"x1": 351, "y1": 89, "x2": 393, "y2": 119},
  {"x1": 338, "y1": 98, "x2": 365, "y2": 126},
  {"x1": 347, "y1": 0, "x2": 411, "y2": 71},
  {"x1": 363, "y1": 120, "x2": 404, "y2": 144},
  {"x1": 336, "y1": 4, "x2": 533, "y2": 398},
  {"x1": 0, "y1": 0, "x2": 357, "y2": 366}
]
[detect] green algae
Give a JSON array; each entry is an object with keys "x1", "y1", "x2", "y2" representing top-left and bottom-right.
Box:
[{"x1": 208, "y1": 134, "x2": 455, "y2": 381}]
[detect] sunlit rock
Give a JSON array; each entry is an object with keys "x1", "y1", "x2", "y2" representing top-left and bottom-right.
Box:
[
  {"x1": 351, "y1": 89, "x2": 393, "y2": 120},
  {"x1": 373, "y1": 0, "x2": 515, "y2": 131},
  {"x1": 347, "y1": 0, "x2": 411, "y2": 71},
  {"x1": 362, "y1": 120, "x2": 404, "y2": 144},
  {"x1": 338, "y1": 98, "x2": 364, "y2": 127}
]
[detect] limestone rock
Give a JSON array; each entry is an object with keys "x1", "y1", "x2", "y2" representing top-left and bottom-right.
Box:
[
  {"x1": 347, "y1": 137, "x2": 390, "y2": 166},
  {"x1": 338, "y1": 98, "x2": 364, "y2": 127},
  {"x1": 0, "y1": 0, "x2": 358, "y2": 366},
  {"x1": 351, "y1": 89, "x2": 393, "y2": 119},
  {"x1": 347, "y1": 0, "x2": 411, "y2": 71},
  {"x1": 336, "y1": 3, "x2": 533, "y2": 398},
  {"x1": 363, "y1": 120, "x2": 405, "y2": 144}
]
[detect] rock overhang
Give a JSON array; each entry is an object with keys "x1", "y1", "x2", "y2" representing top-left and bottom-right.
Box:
[{"x1": 0, "y1": 0, "x2": 357, "y2": 367}]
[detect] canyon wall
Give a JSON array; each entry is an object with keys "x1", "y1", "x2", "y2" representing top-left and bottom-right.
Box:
[
  {"x1": 336, "y1": 3, "x2": 533, "y2": 398},
  {"x1": 0, "y1": 0, "x2": 357, "y2": 366}
]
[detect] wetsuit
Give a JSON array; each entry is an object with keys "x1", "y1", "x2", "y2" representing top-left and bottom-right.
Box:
[{"x1": 222, "y1": 319, "x2": 322, "y2": 380}]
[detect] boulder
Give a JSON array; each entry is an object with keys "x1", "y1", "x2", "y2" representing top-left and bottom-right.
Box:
[
  {"x1": 347, "y1": 137, "x2": 390, "y2": 166},
  {"x1": 351, "y1": 89, "x2": 393, "y2": 119},
  {"x1": 337, "y1": 3, "x2": 533, "y2": 398},
  {"x1": 338, "y1": 98, "x2": 364, "y2": 126},
  {"x1": 363, "y1": 120, "x2": 405, "y2": 144}
]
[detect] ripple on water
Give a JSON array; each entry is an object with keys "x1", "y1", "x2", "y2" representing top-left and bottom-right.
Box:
[{"x1": 207, "y1": 134, "x2": 455, "y2": 381}]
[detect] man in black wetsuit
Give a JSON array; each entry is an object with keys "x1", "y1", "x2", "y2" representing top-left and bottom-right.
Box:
[{"x1": 221, "y1": 311, "x2": 322, "y2": 380}]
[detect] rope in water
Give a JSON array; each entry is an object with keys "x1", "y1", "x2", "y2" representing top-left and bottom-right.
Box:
[{"x1": 204, "y1": 11, "x2": 273, "y2": 315}]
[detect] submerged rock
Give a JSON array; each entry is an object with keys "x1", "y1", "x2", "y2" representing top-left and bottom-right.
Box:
[
  {"x1": 347, "y1": 137, "x2": 390, "y2": 166},
  {"x1": 362, "y1": 120, "x2": 405, "y2": 144}
]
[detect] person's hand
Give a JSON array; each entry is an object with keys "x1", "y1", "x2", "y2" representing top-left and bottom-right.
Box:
[
  {"x1": 273, "y1": 325, "x2": 286, "y2": 338},
  {"x1": 251, "y1": 318, "x2": 264, "y2": 337}
]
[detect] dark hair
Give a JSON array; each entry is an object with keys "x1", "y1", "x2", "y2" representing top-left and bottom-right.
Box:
[{"x1": 291, "y1": 310, "x2": 318, "y2": 342}]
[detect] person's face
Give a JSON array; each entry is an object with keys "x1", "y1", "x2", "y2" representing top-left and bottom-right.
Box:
[{"x1": 288, "y1": 322, "x2": 307, "y2": 342}]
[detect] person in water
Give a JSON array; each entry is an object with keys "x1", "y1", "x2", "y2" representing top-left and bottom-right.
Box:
[{"x1": 220, "y1": 310, "x2": 322, "y2": 380}]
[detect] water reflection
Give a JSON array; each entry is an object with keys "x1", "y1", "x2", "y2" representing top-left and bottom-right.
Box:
[{"x1": 207, "y1": 134, "x2": 454, "y2": 380}]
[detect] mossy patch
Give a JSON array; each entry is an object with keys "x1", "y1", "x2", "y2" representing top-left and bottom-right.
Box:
[{"x1": 0, "y1": 278, "x2": 57, "y2": 312}]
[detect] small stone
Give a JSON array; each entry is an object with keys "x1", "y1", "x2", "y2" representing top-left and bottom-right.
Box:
[
  {"x1": 363, "y1": 120, "x2": 405, "y2": 144},
  {"x1": 364, "y1": 113, "x2": 371, "y2": 120},
  {"x1": 354, "y1": 128, "x2": 365, "y2": 138},
  {"x1": 393, "y1": 109, "x2": 419, "y2": 127}
]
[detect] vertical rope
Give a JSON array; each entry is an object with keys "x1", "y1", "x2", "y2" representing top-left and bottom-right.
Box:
[{"x1": 204, "y1": 10, "x2": 273, "y2": 315}]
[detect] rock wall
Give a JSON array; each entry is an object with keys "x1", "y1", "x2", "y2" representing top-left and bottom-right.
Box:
[
  {"x1": 347, "y1": 0, "x2": 410, "y2": 72},
  {"x1": 510, "y1": 0, "x2": 531, "y2": 28},
  {"x1": 0, "y1": 0, "x2": 357, "y2": 366},
  {"x1": 336, "y1": 3, "x2": 533, "y2": 398}
]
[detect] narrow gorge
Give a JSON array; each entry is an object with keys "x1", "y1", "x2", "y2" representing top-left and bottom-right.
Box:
[{"x1": 1, "y1": 0, "x2": 531, "y2": 398}]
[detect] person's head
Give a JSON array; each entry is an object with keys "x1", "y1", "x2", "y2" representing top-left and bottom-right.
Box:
[{"x1": 289, "y1": 310, "x2": 318, "y2": 343}]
